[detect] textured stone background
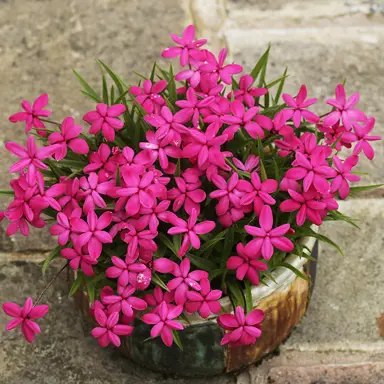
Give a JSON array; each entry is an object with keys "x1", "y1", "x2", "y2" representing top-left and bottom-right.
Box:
[{"x1": 1, "y1": 0, "x2": 384, "y2": 383}]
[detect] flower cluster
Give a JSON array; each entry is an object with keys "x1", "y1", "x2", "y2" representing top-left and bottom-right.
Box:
[{"x1": 1, "y1": 25, "x2": 380, "y2": 349}]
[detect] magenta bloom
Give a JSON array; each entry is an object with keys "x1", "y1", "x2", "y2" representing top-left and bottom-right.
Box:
[
  {"x1": 9, "y1": 94, "x2": 51, "y2": 135},
  {"x1": 83, "y1": 103, "x2": 126, "y2": 142},
  {"x1": 232, "y1": 155, "x2": 259, "y2": 173},
  {"x1": 199, "y1": 48, "x2": 243, "y2": 85},
  {"x1": 140, "y1": 199, "x2": 172, "y2": 232},
  {"x1": 167, "y1": 175, "x2": 206, "y2": 215},
  {"x1": 245, "y1": 205, "x2": 294, "y2": 260},
  {"x1": 106, "y1": 255, "x2": 147, "y2": 288},
  {"x1": 84, "y1": 143, "x2": 117, "y2": 179},
  {"x1": 282, "y1": 85, "x2": 319, "y2": 128},
  {"x1": 280, "y1": 188, "x2": 327, "y2": 226},
  {"x1": 331, "y1": 155, "x2": 360, "y2": 199},
  {"x1": 143, "y1": 286, "x2": 175, "y2": 314},
  {"x1": 218, "y1": 306, "x2": 264, "y2": 346},
  {"x1": 323, "y1": 84, "x2": 366, "y2": 130},
  {"x1": 71, "y1": 210, "x2": 113, "y2": 259},
  {"x1": 141, "y1": 302, "x2": 184, "y2": 347},
  {"x1": 228, "y1": 75, "x2": 267, "y2": 108},
  {"x1": 91, "y1": 309, "x2": 133, "y2": 348},
  {"x1": 227, "y1": 243, "x2": 267, "y2": 285},
  {"x1": 79, "y1": 172, "x2": 115, "y2": 214},
  {"x1": 237, "y1": 172, "x2": 278, "y2": 216},
  {"x1": 182, "y1": 124, "x2": 228, "y2": 169},
  {"x1": 50, "y1": 209, "x2": 81, "y2": 246},
  {"x1": 103, "y1": 285, "x2": 147, "y2": 318},
  {"x1": 162, "y1": 24, "x2": 206, "y2": 67},
  {"x1": 166, "y1": 257, "x2": 208, "y2": 305},
  {"x1": 221, "y1": 100, "x2": 272, "y2": 140},
  {"x1": 130, "y1": 79, "x2": 167, "y2": 114},
  {"x1": 285, "y1": 151, "x2": 337, "y2": 193},
  {"x1": 5, "y1": 135, "x2": 58, "y2": 185},
  {"x1": 352, "y1": 117, "x2": 381, "y2": 160},
  {"x1": 2, "y1": 297, "x2": 49, "y2": 343},
  {"x1": 167, "y1": 208, "x2": 215, "y2": 257},
  {"x1": 61, "y1": 243, "x2": 97, "y2": 276},
  {"x1": 185, "y1": 278, "x2": 222, "y2": 318},
  {"x1": 175, "y1": 88, "x2": 215, "y2": 127},
  {"x1": 210, "y1": 173, "x2": 241, "y2": 216},
  {"x1": 47, "y1": 117, "x2": 89, "y2": 160}
]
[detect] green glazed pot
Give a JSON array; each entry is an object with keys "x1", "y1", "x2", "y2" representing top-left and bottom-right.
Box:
[{"x1": 73, "y1": 236, "x2": 318, "y2": 376}]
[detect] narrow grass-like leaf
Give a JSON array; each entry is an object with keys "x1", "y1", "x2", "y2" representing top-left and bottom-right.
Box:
[
  {"x1": 69, "y1": 273, "x2": 84, "y2": 296},
  {"x1": 188, "y1": 254, "x2": 217, "y2": 272},
  {"x1": 244, "y1": 280, "x2": 253, "y2": 313},
  {"x1": 349, "y1": 184, "x2": 384, "y2": 195},
  {"x1": 273, "y1": 67, "x2": 288, "y2": 105},
  {"x1": 250, "y1": 44, "x2": 270, "y2": 82},
  {"x1": 73, "y1": 70, "x2": 101, "y2": 102},
  {"x1": 42, "y1": 246, "x2": 61, "y2": 274},
  {"x1": 151, "y1": 272, "x2": 170, "y2": 292},
  {"x1": 172, "y1": 330, "x2": 184, "y2": 351},
  {"x1": 279, "y1": 262, "x2": 311, "y2": 282}
]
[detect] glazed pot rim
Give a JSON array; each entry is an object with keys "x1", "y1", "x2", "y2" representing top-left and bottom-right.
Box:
[{"x1": 181, "y1": 226, "x2": 318, "y2": 325}]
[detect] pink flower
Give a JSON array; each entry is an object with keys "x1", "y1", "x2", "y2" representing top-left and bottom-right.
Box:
[
  {"x1": 103, "y1": 285, "x2": 148, "y2": 318},
  {"x1": 210, "y1": 172, "x2": 242, "y2": 213},
  {"x1": 182, "y1": 124, "x2": 228, "y2": 169},
  {"x1": 232, "y1": 155, "x2": 259, "y2": 173},
  {"x1": 84, "y1": 143, "x2": 117, "y2": 180},
  {"x1": 167, "y1": 175, "x2": 206, "y2": 215},
  {"x1": 167, "y1": 208, "x2": 215, "y2": 257},
  {"x1": 143, "y1": 287, "x2": 175, "y2": 314},
  {"x1": 227, "y1": 243, "x2": 267, "y2": 285},
  {"x1": 106, "y1": 255, "x2": 147, "y2": 288},
  {"x1": 317, "y1": 122, "x2": 357, "y2": 151},
  {"x1": 166, "y1": 257, "x2": 208, "y2": 305},
  {"x1": 282, "y1": 85, "x2": 319, "y2": 128},
  {"x1": 280, "y1": 188, "x2": 327, "y2": 226},
  {"x1": 9, "y1": 94, "x2": 51, "y2": 135},
  {"x1": 175, "y1": 88, "x2": 215, "y2": 127},
  {"x1": 139, "y1": 199, "x2": 172, "y2": 232},
  {"x1": 185, "y1": 278, "x2": 222, "y2": 318},
  {"x1": 71, "y1": 210, "x2": 113, "y2": 259},
  {"x1": 162, "y1": 25, "x2": 207, "y2": 67},
  {"x1": 237, "y1": 172, "x2": 278, "y2": 215},
  {"x1": 218, "y1": 306, "x2": 264, "y2": 346},
  {"x1": 5, "y1": 135, "x2": 59, "y2": 185},
  {"x1": 245, "y1": 205, "x2": 294, "y2": 260},
  {"x1": 50, "y1": 209, "x2": 81, "y2": 246},
  {"x1": 139, "y1": 130, "x2": 182, "y2": 172},
  {"x1": 83, "y1": 103, "x2": 126, "y2": 142},
  {"x1": 285, "y1": 151, "x2": 337, "y2": 193},
  {"x1": 331, "y1": 155, "x2": 360, "y2": 199},
  {"x1": 141, "y1": 302, "x2": 184, "y2": 347},
  {"x1": 61, "y1": 243, "x2": 97, "y2": 276},
  {"x1": 79, "y1": 172, "x2": 115, "y2": 214},
  {"x1": 228, "y1": 75, "x2": 267, "y2": 108},
  {"x1": 323, "y1": 84, "x2": 366, "y2": 130},
  {"x1": 144, "y1": 106, "x2": 190, "y2": 141},
  {"x1": 221, "y1": 100, "x2": 272, "y2": 140},
  {"x1": 352, "y1": 117, "x2": 381, "y2": 160},
  {"x1": 2, "y1": 297, "x2": 49, "y2": 343},
  {"x1": 48, "y1": 117, "x2": 89, "y2": 160},
  {"x1": 130, "y1": 80, "x2": 167, "y2": 114},
  {"x1": 199, "y1": 48, "x2": 243, "y2": 85},
  {"x1": 91, "y1": 309, "x2": 133, "y2": 347},
  {"x1": 57, "y1": 177, "x2": 81, "y2": 216}
]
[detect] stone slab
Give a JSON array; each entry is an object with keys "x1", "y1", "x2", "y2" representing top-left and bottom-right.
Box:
[
  {"x1": 226, "y1": 26, "x2": 384, "y2": 187},
  {"x1": 283, "y1": 199, "x2": 384, "y2": 351}
]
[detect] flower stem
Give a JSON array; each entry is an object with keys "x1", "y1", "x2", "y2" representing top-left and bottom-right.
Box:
[
  {"x1": 40, "y1": 118, "x2": 61, "y2": 127},
  {"x1": 34, "y1": 263, "x2": 68, "y2": 305}
]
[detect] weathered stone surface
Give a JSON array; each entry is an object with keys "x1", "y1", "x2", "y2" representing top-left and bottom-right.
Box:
[
  {"x1": 0, "y1": 0, "x2": 191, "y2": 250},
  {"x1": 226, "y1": 26, "x2": 384, "y2": 187},
  {"x1": 283, "y1": 199, "x2": 384, "y2": 351},
  {"x1": 0, "y1": 261, "x2": 235, "y2": 384}
]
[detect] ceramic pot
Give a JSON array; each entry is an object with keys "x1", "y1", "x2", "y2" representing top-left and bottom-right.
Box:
[{"x1": 73, "y1": 236, "x2": 318, "y2": 376}]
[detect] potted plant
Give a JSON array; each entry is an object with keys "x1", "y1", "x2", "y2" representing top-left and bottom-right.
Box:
[{"x1": 1, "y1": 25, "x2": 381, "y2": 376}]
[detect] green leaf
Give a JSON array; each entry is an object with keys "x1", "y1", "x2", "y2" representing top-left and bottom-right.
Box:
[
  {"x1": 266, "y1": 73, "x2": 289, "y2": 89},
  {"x1": 0, "y1": 190, "x2": 14, "y2": 196},
  {"x1": 69, "y1": 273, "x2": 84, "y2": 296},
  {"x1": 272, "y1": 157, "x2": 281, "y2": 182},
  {"x1": 250, "y1": 44, "x2": 270, "y2": 82},
  {"x1": 221, "y1": 227, "x2": 235, "y2": 267},
  {"x1": 157, "y1": 233, "x2": 178, "y2": 257},
  {"x1": 81, "y1": 90, "x2": 101, "y2": 103},
  {"x1": 259, "y1": 158, "x2": 267, "y2": 181},
  {"x1": 151, "y1": 272, "x2": 170, "y2": 292},
  {"x1": 279, "y1": 262, "x2": 311, "y2": 282},
  {"x1": 196, "y1": 230, "x2": 226, "y2": 255},
  {"x1": 172, "y1": 330, "x2": 184, "y2": 351},
  {"x1": 114, "y1": 89, "x2": 130, "y2": 104},
  {"x1": 257, "y1": 136, "x2": 265, "y2": 161},
  {"x1": 86, "y1": 280, "x2": 96, "y2": 304},
  {"x1": 326, "y1": 210, "x2": 360, "y2": 229},
  {"x1": 244, "y1": 280, "x2": 253, "y2": 313},
  {"x1": 98, "y1": 60, "x2": 127, "y2": 95},
  {"x1": 349, "y1": 184, "x2": 384, "y2": 195},
  {"x1": 305, "y1": 228, "x2": 344, "y2": 256},
  {"x1": 273, "y1": 67, "x2": 288, "y2": 105},
  {"x1": 73, "y1": 70, "x2": 101, "y2": 102},
  {"x1": 167, "y1": 64, "x2": 177, "y2": 103},
  {"x1": 102, "y1": 74, "x2": 109, "y2": 105},
  {"x1": 150, "y1": 61, "x2": 157, "y2": 82},
  {"x1": 188, "y1": 254, "x2": 217, "y2": 272},
  {"x1": 227, "y1": 280, "x2": 245, "y2": 308},
  {"x1": 42, "y1": 246, "x2": 61, "y2": 274}
]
